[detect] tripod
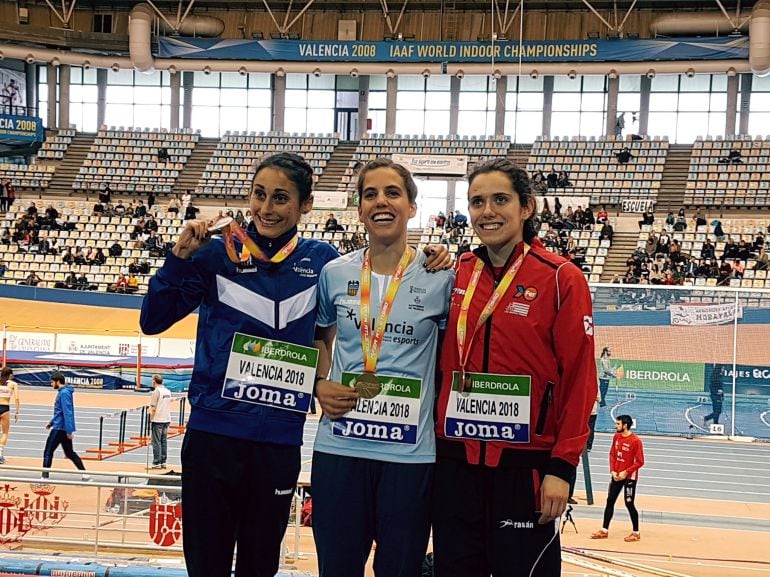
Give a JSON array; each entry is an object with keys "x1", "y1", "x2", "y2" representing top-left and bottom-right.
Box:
[{"x1": 561, "y1": 505, "x2": 577, "y2": 534}]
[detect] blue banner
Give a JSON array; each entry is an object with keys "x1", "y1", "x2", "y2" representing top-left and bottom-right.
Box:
[
  {"x1": 705, "y1": 363, "x2": 770, "y2": 396},
  {"x1": 0, "y1": 113, "x2": 44, "y2": 143},
  {"x1": 157, "y1": 36, "x2": 748, "y2": 63}
]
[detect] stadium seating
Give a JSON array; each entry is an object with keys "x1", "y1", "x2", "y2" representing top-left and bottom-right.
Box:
[
  {"x1": 0, "y1": 201, "x2": 186, "y2": 293},
  {"x1": 36, "y1": 129, "x2": 76, "y2": 160},
  {"x1": 526, "y1": 135, "x2": 668, "y2": 206},
  {"x1": 685, "y1": 136, "x2": 770, "y2": 207},
  {"x1": 196, "y1": 132, "x2": 339, "y2": 199},
  {"x1": 0, "y1": 162, "x2": 55, "y2": 191},
  {"x1": 72, "y1": 128, "x2": 199, "y2": 194}
]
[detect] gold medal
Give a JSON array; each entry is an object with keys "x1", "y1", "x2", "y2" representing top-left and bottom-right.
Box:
[{"x1": 354, "y1": 372, "x2": 382, "y2": 399}]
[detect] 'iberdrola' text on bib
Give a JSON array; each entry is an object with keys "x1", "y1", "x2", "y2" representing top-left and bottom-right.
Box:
[
  {"x1": 444, "y1": 372, "x2": 531, "y2": 442},
  {"x1": 222, "y1": 333, "x2": 319, "y2": 413},
  {"x1": 331, "y1": 371, "x2": 422, "y2": 444}
]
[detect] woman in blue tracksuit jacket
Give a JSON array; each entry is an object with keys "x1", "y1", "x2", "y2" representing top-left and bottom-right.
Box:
[{"x1": 140, "y1": 153, "x2": 339, "y2": 577}]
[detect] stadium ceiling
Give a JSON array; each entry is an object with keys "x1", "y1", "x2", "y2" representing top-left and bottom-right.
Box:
[{"x1": 49, "y1": 0, "x2": 757, "y2": 11}]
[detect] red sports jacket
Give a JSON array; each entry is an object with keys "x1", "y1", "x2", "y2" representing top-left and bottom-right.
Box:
[
  {"x1": 609, "y1": 432, "x2": 645, "y2": 480},
  {"x1": 435, "y1": 238, "x2": 598, "y2": 482}
]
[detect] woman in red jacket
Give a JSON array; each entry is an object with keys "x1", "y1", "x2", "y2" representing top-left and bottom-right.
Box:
[{"x1": 433, "y1": 158, "x2": 598, "y2": 577}]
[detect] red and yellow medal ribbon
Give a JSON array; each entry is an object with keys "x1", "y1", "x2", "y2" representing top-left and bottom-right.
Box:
[
  {"x1": 456, "y1": 243, "x2": 530, "y2": 386},
  {"x1": 360, "y1": 248, "x2": 414, "y2": 374},
  {"x1": 218, "y1": 219, "x2": 299, "y2": 264}
]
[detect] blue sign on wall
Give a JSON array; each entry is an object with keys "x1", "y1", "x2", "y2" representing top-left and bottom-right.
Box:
[
  {"x1": 0, "y1": 113, "x2": 44, "y2": 143},
  {"x1": 157, "y1": 36, "x2": 748, "y2": 63},
  {"x1": 704, "y1": 363, "x2": 770, "y2": 396}
]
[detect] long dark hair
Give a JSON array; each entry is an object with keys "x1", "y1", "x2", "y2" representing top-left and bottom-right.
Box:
[
  {"x1": 356, "y1": 157, "x2": 418, "y2": 204},
  {"x1": 252, "y1": 152, "x2": 314, "y2": 203},
  {"x1": 467, "y1": 158, "x2": 538, "y2": 242}
]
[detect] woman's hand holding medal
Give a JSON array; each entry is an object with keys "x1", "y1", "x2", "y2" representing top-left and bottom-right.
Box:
[
  {"x1": 315, "y1": 378, "x2": 358, "y2": 419},
  {"x1": 172, "y1": 218, "x2": 219, "y2": 260}
]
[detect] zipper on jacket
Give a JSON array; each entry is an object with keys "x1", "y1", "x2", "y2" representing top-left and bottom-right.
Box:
[{"x1": 535, "y1": 381, "x2": 554, "y2": 436}]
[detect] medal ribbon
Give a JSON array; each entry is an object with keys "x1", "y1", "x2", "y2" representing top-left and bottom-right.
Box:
[
  {"x1": 360, "y1": 248, "x2": 414, "y2": 374},
  {"x1": 220, "y1": 221, "x2": 299, "y2": 264},
  {"x1": 456, "y1": 244, "x2": 530, "y2": 383}
]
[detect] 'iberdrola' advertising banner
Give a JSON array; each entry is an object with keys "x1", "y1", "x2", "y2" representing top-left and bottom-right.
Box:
[
  {"x1": 0, "y1": 113, "x2": 44, "y2": 143},
  {"x1": 601, "y1": 359, "x2": 704, "y2": 392},
  {"x1": 157, "y1": 36, "x2": 748, "y2": 64}
]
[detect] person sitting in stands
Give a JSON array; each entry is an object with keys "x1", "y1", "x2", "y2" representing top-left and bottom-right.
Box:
[
  {"x1": 596, "y1": 206, "x2": 609, "y2": 225},
  {"x1": 144, "y1": 215, "x2": 158, "y2": 233},
  {"x1": 157, "y1": 147, "x2": 169, "y2": 163},
  {"x1": 719, "y1": 149, "x2": 743, "y2": 164},
  {"x1": 134, "y1": 201, "x2": 147, "y2": 219},
  {"x1": 38, "y1": 235, "x2": 52, "y2": 255},
  {"x1": 557, "y1": 171, "x2": 572, "y2": 188},
  {"x1": 615, "y1": 146, "x2": 633, "y2": 164},
  {"x1": 166, "y1": 196, "x2": 180, "y2": 214},
  {"x1": 93, "y1": 202, "x2": 104, "y2": 215},
  {"x1": 22, "y1": 271, "x2": 41, "y2": 286},
  {"x1": 532, "y1": 170, "x2": 547, "y2": 192},
  {"x1": 1, "y1": 228, "x2": 10, "y2": 245},
  {"x1": 600, "y1": 221, "x2": 614, "y2": 245},
  {"x1": 138, "y1": 259, "x2": 150, "y2": 275},
  {"x1": 114, "y1": 200, "x2": 126, "y2": 215},
  {"x1": 324, "y1": 213, "x2": 344, "y2": 232},
  {"x1": 723, "y1": 237, "x2": 739, "y2": 260},
  {"x1": 0, "y1": 260, "x2": 6, "y2": 277},
  {"x1": 184, "y1": 203, "x2": 199, "y2": 221},
  {"x1": 733, "y1": 259, "x2": 745, "y2": 279},
  {"x1": 737, "y1": 240, "x2": 751, "y2": 261},
  {"x1": 547, "y1": 168, "x2": 559, "y2": 189},
  {"x1": 73, "y1": 246, "x2": 87, "y2": 265},
  {"x1": 754, "y1": 247, "x2": 769, "y2": 271},
  {"x1": 146, "y1": 231, "x2": 164, "y2": 257},
  {"x1": 127, "y1": 273, "x2": 140, "y2": 294},
  {"x1": 638, "y1": 208, "x2": 654, "y2": 230},
  {"x1": 111, "y1": 274, "x2": 129, "y2": 293},
  {"x1": 99, "y1": 185, "x2": 111, "y2": 205},
  {"x1": 453, "y1": 209, "x2": 468, "y2": 232},
  {"x1": 456, "y1": 239, "x2": 471, "y2": 256},
  {"x1": 109, "y1": 241, "x2": 123, "y2": 257},
  {"x1": 131, "y1": 219, "x2": 146, "y2": 240},
  {"x1": 128, "y1": 258, "x2": 141, "y2": 275},
  {"x1": 77, "y1": 273, "x2": 94, "y2": 291},
  {"x1": 26, "y1": 203, "x2": 38, "y2": 218},
  {"x1": 64, "y1": 271, "x2": 78, "y2": 289},
  {"x1": 93, "y1": 247, "x2": 107, "y2": 266}
]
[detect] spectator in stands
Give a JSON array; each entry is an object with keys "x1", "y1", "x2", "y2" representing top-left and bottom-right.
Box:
[
  {"x1": 723, "y1": 237, "x2": 739, "y2": 260},
  {"x1": 546, "y1": 167, "x2": 559, "y2": 189},
  {"x1": 445, "y1": 210, "x2": 455, "y2": 230},
  {"x1": 664, "y1": 211, "x2": 675, "y2": 231},
  {"x1": 127, "y1": 258, "x2": 140, "y2": 275},
  {"x1": 73, "y1": 246, "x2": 87, "y2": 265},
  {"x1": 554, "y1": 196, "x2": 562, "y2": 217},
  {"x1": 596, "y1": 206, "x2": 609, "y2": 225},
  {"x1": 109, "y1": 274, "x2": 129, "y2": 293},
  {"x1": 0, "y1": 182, "x2": 6, "y2": 212},
  {"x1": 4, "y1": 180, "x2": 14, "y2": 210},
  {"x1": 157, "y1": 147, "x2": 169, "y2": 163},
  {"x1": 637, "y1": 208, "x2": 654, "y2": 230},
  {"x1": 93, "y1": 247, "x2": 107, "y2": 265},
  {"x1": 453, "y1": 209, "x2": 468, "y2": 233},
  {"x1": 109, "y1": 241, "x2": 123, "y2": 257},
  {"x1": 565, "y1": 206, "x2": 574, "y2": 223},
  {"x1": 166, "y1": 196, "x2": 180, "y2": 215},
  {"x1": 127, "y1": 273, "x2": 140, "y2": 294},
  {"x1": 600, "y1": 220, "x2": 614, "y2": 245},
  {"x1": 61, "y1": 248, "x2": 73, "y2": 265},
  {"x1": 582, "y1": 207, "x2": 595, "y2": 228},
  {"x1": 38, "y1": 235, "x2": 52, "y2": 255},
  {"x1": 0, "y1": 260, "x2": 5, "y2": 277},
  {"x1": 717, "y1": 260, "x2": 733, "y2": 285},
  {"x1": 737, "y1": 240, "x2": 751, "y2": 261},
  {"x1": 656, "y1": 231, "x2": 670, "y2": 255},
  {"x1": 557, "y1": 171, "x2": 572, "y2": 188},
  {"x1": 26, "y1": 203, "x2": 38, "y2": 218},
  {"x1": 134, "y1": 201, "x2": 147, "y2": 219},
  {"x1": 701, "y1": 239, "x2": 716, "y2": 260},
  {"x1": 184, "y1": 202, "x2": 199, "y2": 221},
  {"x1": 99, "y1": 185, "x2": 111, "y2": 205},
  {"x1": 181, "y1": 190, "x2": 192, "y2": 209},
  {"x1": 244, "y1": 210, "x2": 252, "y2": 224},
  {"x1": 324, "y1": 213, "x2": 344, "y2": 232},
  {"x1": 22, "y1": 271, "x2": 41, "y2": 286},
  {"x1": 669, "y1": 240, "x2": 682, "y2": 264},
  {"x1": 235, "y1": 210, "x2": 246, "y2": 227},
  {"x1": 532, "y1": 169, "x2": 547, "y2": 192},
  {"x1": 93, "y1": 202, "x2": 104, "y2": 215},
  {"x1": 77, "y1": 272, "x2": 94, "y2": 291},
  {"x1": 138, "y1": 259, "x2": 150, "y2": 274},
  {"x1": 0, "y1": 228, "x2": 9, "y2": 246},
  {"x1": 130, "y1": 218, "x2": 145, "y2": 240},
  {"x1": 456, "y1": 239, "x2": 471, "y2": 256},
  {"x1": 615, "y1": 146, "x2": 633, "y2": 164},
  {"x1": 148, "y1": 191, "x2": 156, "y2": 210},
  {"x1": 435, "y1": 211, "x2": 446, "y2": 228},
  {"x1": 146, "y1": 230, "x2": 164, "y2": 257},
  {"x1": 615, "y1": 112, "x2": 625, "y2": 136},
  {"x1": 540, "y1": 201, "x2": 553, "y2": 224},
  {"x1": 753, "y1": 233, "x2": 764, "y2": 253},
  {"x1": 754, "y1": 247, "x2": 768, "y2": 270},
  {"x1": 62, "y1": 214, "x2": 77, "y2": 231},
  {"x1": 719, "y1": 149, "x2": 743, "y2": 164},
  {"x1": 145, "y1": 215, "x2": 159, "y2": 234},
  {"x1": 64, "y1": 271, "x2": 78, "y2": 289}
]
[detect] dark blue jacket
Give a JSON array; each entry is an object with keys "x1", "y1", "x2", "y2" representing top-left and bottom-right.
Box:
[
  {"x1": 140, "y1": 226, "x2": 338, "y2": 446},
  {"x1": 50, "y1": 385, "x2": 77, "y2": 435}
]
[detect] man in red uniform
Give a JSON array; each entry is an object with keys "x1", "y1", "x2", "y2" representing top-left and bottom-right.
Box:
[{"x1": 591, "y1": 414, "x2": 645, "y2": 542}]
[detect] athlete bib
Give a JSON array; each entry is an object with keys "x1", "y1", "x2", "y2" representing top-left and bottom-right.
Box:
[
  {"x1": 331, "y1": 371, "x2": 422, "y2": 444},
  {"x1": 443, "y1": 372, "x2": 531, "y2": 442},
  {"x1": 221, "y1": 333, "x2": 319, "y2": 413}
]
